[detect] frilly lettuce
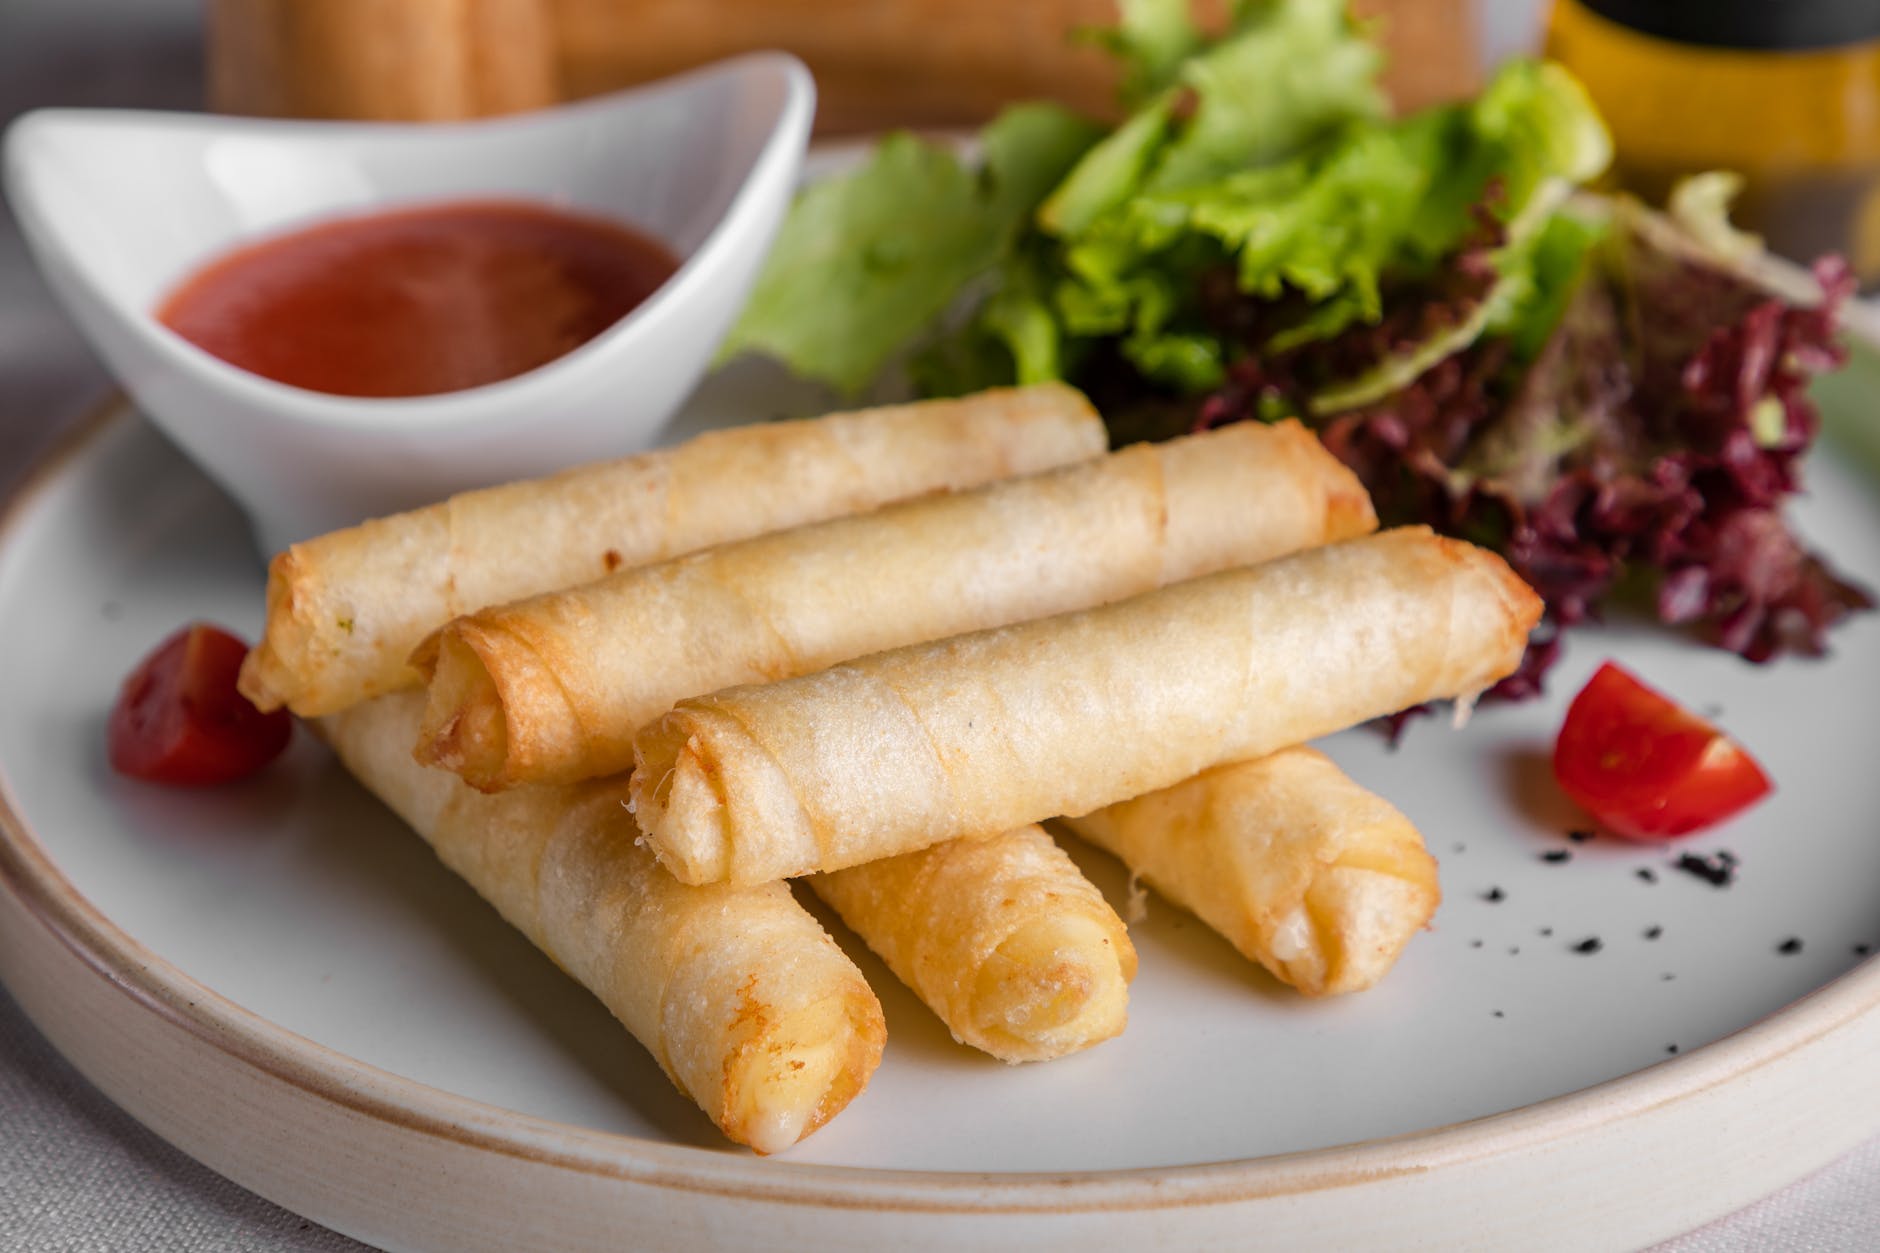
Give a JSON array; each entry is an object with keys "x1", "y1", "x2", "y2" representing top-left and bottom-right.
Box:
[
  {"x1": 723, "y1": 0, "x2": 1866, "y2": 696},
  {"x1": 726, "y1": 0, "x2": 1389, "y2": 396},
  {"x1": 716, "y1": 104, "x2": 1101, "y2": 395},
  {"x1": 1038, "y1": 55, "x2": 1612, "y2": 403}
]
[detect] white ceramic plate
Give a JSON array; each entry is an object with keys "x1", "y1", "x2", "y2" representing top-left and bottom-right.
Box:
[{"x1": 5, "y1": 351, "x2": 1880, "y2": 1250}]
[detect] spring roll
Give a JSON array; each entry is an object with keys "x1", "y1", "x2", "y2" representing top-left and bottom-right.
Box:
[
  {"x1": 241, "y1": 383, "x2": 1105, "y2": 718},
  {"x1": 320, "y1": 692, "x2": 885, "y2": 1154},
  {"x1": 810, "y1": 826, "x2": 1135, "y2": 1064},
  {"x1": 412, "y1": 419, "x2": 1375, "y2": 790},
  {"x1": 630, "y1": 527, "x2": 1542, "y2": 885},
  {"x1": 1062, "y1": 747, "x2": 1438, "y2": 997}
]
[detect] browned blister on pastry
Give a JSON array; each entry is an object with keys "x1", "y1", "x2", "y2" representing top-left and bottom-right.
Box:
[
  {"x1": 320, "y1": 692, "x2": 885, "y2": 1154},
  {"x1": 811, "y1": 825, "x2": 1136, "y2": 1063},
  {"x1": 1064, "y1": 747, "x2": 1438, "y2": 997},
  {"x1": 241, "y1": 383, "x2": 1106, "y2": 717},
  {"x1": 412, "y1": 419, "x2": 1374, "y2": 791},
  {"x1": 630, "y1": 528, "x2": 1542, "y2": 885}
]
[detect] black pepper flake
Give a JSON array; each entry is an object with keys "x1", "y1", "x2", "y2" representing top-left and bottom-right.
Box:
[
  {"x1": 1481, "y1": 887, "x2": 1505, "y2": 903},
  {"x1": 1469, "y1": 939, "x2": 1484, "y2": 949},
  {"x1": 1644, "y1": 926, "x2": 1663, "y2": 940},
  {"x1": 1508, "y1": 946, "x2": 1521, "y2": 955},
  {"x1": 1540, "y1": 927, "x2": 1554, "y2": 937},
  {"x1": 1492, "y1": 1010, "x2": 1505, "y2": 1018},
  {"x1": 1672, "y1": 850, "x2": 1739, "y2": 887},
  {"x1": 1777, "y1": 937, "x2": 1804, "y2": 955},
  {"x1": 1662, "y1": 973, "x2": 1676, "y2": 981},
  {"x1": 1452, "y1": 842, "x2": 1467, "y2": 854},
  {"x1": 1571, "y1": 937, "x2": 1604, "y2": 954},
  {"x1": 1857, "y1": 945, "x2": 1873, "y2": 958},
  {"x1": 1541, "y1": 850, "x2": 1572, "y2": 864},
  {"x1": 1636, "y1": 868, "x2": 1658, "y2": 884},
  {"x1": 1567, "y1": 829, "x2": 1595, "y2": 843},
  {"x1": 1666, "y1": 1044, "x2": 1680, "y2": 1055}
]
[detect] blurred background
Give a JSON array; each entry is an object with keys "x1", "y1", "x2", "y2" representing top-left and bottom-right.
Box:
[{"x1": 0, "y1": 0, "x2": 1543, "y2": 492}]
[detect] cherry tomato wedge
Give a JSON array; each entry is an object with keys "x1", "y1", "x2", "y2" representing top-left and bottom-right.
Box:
[
  {"x1": 1552, "y1": 661, "x2": 1771, "y2": 841},
  {"x1": 108, "y1": 623, "x2": 291, "y2": 786}
]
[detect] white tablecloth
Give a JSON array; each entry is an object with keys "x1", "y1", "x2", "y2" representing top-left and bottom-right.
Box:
[{"x1": 2, "y1": 2, "x2": 1877, "y2": 1248}]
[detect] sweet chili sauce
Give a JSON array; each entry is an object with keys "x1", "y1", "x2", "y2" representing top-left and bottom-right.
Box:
[{"x1": 157, "y1": 199, "x2": 679, "y2": 397}]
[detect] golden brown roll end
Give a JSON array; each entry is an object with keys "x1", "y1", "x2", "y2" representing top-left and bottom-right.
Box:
[
  {"x1": 322, "y1": 693, "x2": 885, "y2": 1153},
  {"x1": 1065, "y1": 747, "x2": 1439, "y2": 997},
  {"x1": 812, "y1": 826, "x2": 1135, "y2": 1062}
]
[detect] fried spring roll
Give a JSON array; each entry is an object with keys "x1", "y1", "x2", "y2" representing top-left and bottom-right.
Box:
[
  {"x1": 413, "y1": 420, "x2": 1375, "y2": 790},
  {"x1": 320, "y1": 693, "x2": 885, "y2": 1154},
  {"x1": 810, "y1": 826, "x2": 1135, "y2": 1063},
  {"x1": 241, "y1": 383, "x2": 1106, "y2": 718},
  {"x1": 630, "y1": 528, "x2": 1542, "y2": 885},
  {"x1": 1062, "y1": 747, "x2": 1439, "y2": 997}
]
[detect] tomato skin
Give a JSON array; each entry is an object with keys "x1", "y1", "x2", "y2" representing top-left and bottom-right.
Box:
[
  {"x1": 108, "y1": 624, "x2": 291, "y2": 786},
  {"x1": 1552, "y1": 661, "x2": 1771, "y2": 841}
]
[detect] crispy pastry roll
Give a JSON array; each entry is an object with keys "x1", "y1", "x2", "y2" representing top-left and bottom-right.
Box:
[
  {"x1": 630, "y1": 528, "x2": 1542, "y2": 885},
  {"x1": 241, "y1": 383, "x2": 1105, "y2": 718},
  {"x1": 320, "y1": 693, "x2": 885, "y2": 1154},
  {"x1": 1062, "y1": 747, "x2": 1439, "y2": 997},
  {"x1": 412, "y1": 419, "x2": 1375, "y2": 790},
  {"x1": 810, "y1": 825, "x2": 1136, "y2": 1063}
]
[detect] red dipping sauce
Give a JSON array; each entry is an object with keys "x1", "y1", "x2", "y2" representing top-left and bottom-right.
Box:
[{"x1": 157, "y1": 199, "x2": 679, "y2": 398}]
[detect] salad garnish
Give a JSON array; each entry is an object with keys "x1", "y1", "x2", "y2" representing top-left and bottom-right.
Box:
[{"x1": 726, "y1": 0, "x2": 1870, "y2": 699}]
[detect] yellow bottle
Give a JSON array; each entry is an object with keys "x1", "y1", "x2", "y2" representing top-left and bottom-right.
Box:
[{"x1": 1547, "y1": 0, "x2": 1880, "y2": 279}]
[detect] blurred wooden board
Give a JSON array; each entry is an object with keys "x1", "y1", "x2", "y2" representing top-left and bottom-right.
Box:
[
  {"x1": 555, "y1": 0, "x2": 1481, "y2": 130},
  {"x1": 211, "y1": 0, "x2": 559, "y2": 121},
  {"x1": 212, "y1": 0, "x2": 1479, "y2": 128}
]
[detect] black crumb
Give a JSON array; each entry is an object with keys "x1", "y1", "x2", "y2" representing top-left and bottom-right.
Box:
[
  {"x1": 1567, "y1": 829, "x2": 1595, "y2": 843},
  {"x1": 1540, "y1": 927, "x2": 1554, "y2": 937},
  {"x1": 1481, "y1": 887, "x2": 1505, "y2": 903},
  {"x1": 1644, "y1": 925, "x2": 1663, "y2": 940},
  {"x1": 1777, "y1": 937, "x2": 1804, "y2": 955},
  {"x1": 1636, "y1": 868, "x2": 1658, "y2": 884},
  {"x1": 1857, "y1": 945, "x2": 1874, "y2": 958},
  {"x1": 1541, "y1": 850, "x2": 1572, "y2": 864},
  {"x1": 1666, "y1": 1044, "x2": 1680, "y2": 1055},
  {"x1": 1571, "y1": 937, "x2": 1604, "y2": 954},
  {"x1": 1492, "y1": 1010, "x2": 1505, "y2": 1018},
  {"x1": 1469, "y1": 939, "x2": 1484, "y2": 949},
  {"x1": 1672, "y1": 850, "x2": 1740, "y2": 888}
]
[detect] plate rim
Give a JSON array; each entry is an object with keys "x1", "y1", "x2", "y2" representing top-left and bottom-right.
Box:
[{"x1": 4, "y1": 395, "x2": 1880, "y2": 1221}]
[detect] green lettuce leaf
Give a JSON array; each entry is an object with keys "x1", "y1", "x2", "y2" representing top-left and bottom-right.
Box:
[
  {"x1": 1303, "y1": 62, "x2": 1612, "y2": 409},
  {"x1": 1041, "y1": 0, "x2": 1382, "y2": 238},
  {"x1": 726, "y1": 3, "x2": 1611, "y2": 408},
  {"x1": 1146, "y1": 0, "x2": 1385, "y2": 191},
  {"x1": 1497, "y1": 205, "x2": 1610, "y2": 362},
  {"x1": 719, "y1": 104, "x2": 1100, "y2": 394},
  {"x1": 1038, "y1": 93, "x2": 1181, "y2": 238},
  {"x1": 981, "y1": 102, "x2": 1110, "y2": 223},
  {"x1": 1081, "y1": 0, "x2": 1206, "y2": 107}
]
